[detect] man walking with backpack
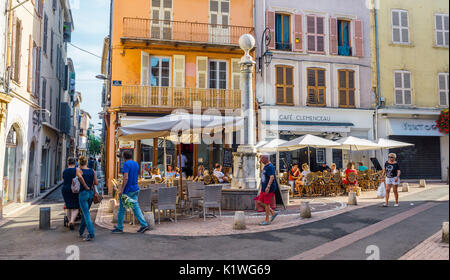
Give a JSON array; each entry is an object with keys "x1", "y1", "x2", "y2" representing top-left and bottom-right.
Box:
[{"x1": 111, "y1": 151, "x2": 150, "y2": 233}]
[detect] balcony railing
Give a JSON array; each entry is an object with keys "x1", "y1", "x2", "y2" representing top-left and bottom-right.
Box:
[
  {"x1": 121, "y1": 86, "x2": 242, "y2": 110},
  {"x1": 122, "y1": 17, "x2": 254, "y2": 46}
]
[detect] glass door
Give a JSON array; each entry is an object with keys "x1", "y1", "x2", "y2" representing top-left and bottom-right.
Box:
[
  {"x1": 150, "y1": 57, "x2": 171, "y2": 106},
  {"x1": 209, "y1": 61, "x2": 227, "y2": 107},
  {"x1": 209, "y1": 0, "x2": 230, "y2": 44}
]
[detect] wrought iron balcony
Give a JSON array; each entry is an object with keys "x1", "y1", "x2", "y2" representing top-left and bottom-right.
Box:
[
  {"x1": 121, "y1": 85, "x2": 242, "y2": 110},
  {"x1": 122, "y1": 17, "x2": 254, "y2": 47}
]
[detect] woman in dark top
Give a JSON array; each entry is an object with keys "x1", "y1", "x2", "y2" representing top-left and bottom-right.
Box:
[
  {"x1": 78, "y1": 156, "x2": 98, "y2": 241},
  {"x1": 383, "y1": 153, "x2": 401, "y2": 207},
  {"x1": 61, "y1": 157, "x2": 85, "y2": 230}
]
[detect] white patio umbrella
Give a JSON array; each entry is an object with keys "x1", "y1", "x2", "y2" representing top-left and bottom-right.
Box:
[
  {"x1": 256, "y1": 139, "x2": 288, "y2": 176},
  {"x1": 118, "y1": 113, "x2": 243, "y2": 200},
  {"x1": 376, "y1": 138, "x2": 415, "y2": 166},
  {"x1": 333, "y1": 136, "x2": 381, "y2": 163},
  {"x1": 278, "y1": 134, "x2": 341, "y2": 167}
]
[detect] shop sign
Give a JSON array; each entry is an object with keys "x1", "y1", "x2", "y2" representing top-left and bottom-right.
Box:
[
  {"x1": 119, "y1": 141, "x2": 135, "y2": 149},
  {"x1": 389, "y1": 119, "x2": 443, "y2": 137},
  {"x1": 279, "y1": 114, "x2": 331, "y2": 122}
]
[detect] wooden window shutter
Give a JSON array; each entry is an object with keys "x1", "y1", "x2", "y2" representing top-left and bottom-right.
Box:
[
  {"x1": 266, "y1": 11, "x2": 275, "y2": 50},
  {"x1": 141, "y1": 51, "x2": 150, "y2": 85},
  {"x1": 231, "y1": 58, "x2": 240, "y2": 90},
  {"x1": 196, "y1": 56, "x2": 208, "y2": 89},
  {"x1": 316, "y1": 17, "x2": 325, "y2": 52},
  {"x1": 329, "y1": 17, "x2": 338, "y2": 55},
  {"x1": 27, "y1": 35, "x2": 33, "y2": 92},
  {"x1": 306, "y1": 15, "x2": 316, "y2": 52},
  {"x1": 15, "y1": 19, "x2": 22, "y2": 83},
  {"x1": 354, "y1": 19, "x2": 364, "y2": 57},
  {"x1": 35, "y1": 47, "x2": 41, "y2": 98},
  {"x1": 173, "y1": 55, "x2": 185, "y2": 88},
  {"x1": 293, "y1": 14, "x2": 303, "y2": 52}
]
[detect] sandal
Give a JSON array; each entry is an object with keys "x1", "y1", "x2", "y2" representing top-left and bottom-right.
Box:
[{"x1": 259, "y1": 221, "x2": 271, "y2": 226}]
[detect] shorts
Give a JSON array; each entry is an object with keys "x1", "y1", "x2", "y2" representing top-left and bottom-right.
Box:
[
  {"x1": 254, "y1": 191, "x2": 275, "y2": 205},
  {"x1": 289, "y1": 181, "x2": 295, "y2": 192},
  {"x1": 385, "y1": 177, "x2": 400, "y2": 185}
]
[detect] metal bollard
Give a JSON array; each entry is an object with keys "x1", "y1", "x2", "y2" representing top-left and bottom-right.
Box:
[{"x1": 39, "y1": 207, "x2": 51, "y2": 230}]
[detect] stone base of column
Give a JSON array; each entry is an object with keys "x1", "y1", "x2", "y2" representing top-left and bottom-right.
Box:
[{"x1": 231, "y1": 145, "x2": 260, "y2": 190}]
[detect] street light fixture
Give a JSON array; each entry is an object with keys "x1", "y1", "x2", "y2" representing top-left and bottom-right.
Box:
[
  {"x1": 95, "y1": 74, "x2": 109, "y2": 80},
  {"x1": 258, "y1": 27, "x2": 273, "y2": 75}
]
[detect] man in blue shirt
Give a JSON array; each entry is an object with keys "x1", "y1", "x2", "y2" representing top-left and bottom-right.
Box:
[
  {"x1": 112, "y1": 151, "x2": 149, "y2": 233},
  {"x1": 254, "y1": 154, "x2": 279, "y2": 226}
]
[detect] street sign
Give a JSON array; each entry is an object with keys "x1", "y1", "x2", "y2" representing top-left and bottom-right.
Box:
[{"x1": 112, "y1": 80, "x2": 122, "y2": 86}]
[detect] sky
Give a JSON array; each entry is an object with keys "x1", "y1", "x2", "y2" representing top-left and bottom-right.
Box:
[{"x1": 67, "y1": 0, "x2": 110, "y2": 137}]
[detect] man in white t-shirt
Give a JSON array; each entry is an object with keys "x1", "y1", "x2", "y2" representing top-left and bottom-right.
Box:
[
  {"x1": 213, "y1": 164, "x2": 229, "y2": 183},
  {"x1": 177, "y1": 154, "x2": 188, "y2": 177}
]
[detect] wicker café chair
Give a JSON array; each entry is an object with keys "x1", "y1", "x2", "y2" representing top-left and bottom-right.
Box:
[
  {"x1": 187, "y1": 182, "x2": 205, "y2": 215},
  {"x1": 198, "y1": 185, "x2": 222, "y2": 222},
  {"x1": 331, "y1": 173, "x2": 342, "y2": 196},
  {"x1": 155, "y1": 187, "x2": 177, "y2": 224},
  {"x1": 346, "y1": 172, "x2": 358, "y2": 194},
  {"x1": 322, "y1": 171, "x2": 333, "y2": 196},
  {"x1": 138, "y1": 188, "x2": 153, "y2": 215}
]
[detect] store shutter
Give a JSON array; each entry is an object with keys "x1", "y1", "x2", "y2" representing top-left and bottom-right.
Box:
[
  {"x1": 173, "y1": 55, "x2": 185, "y2": 88},
  {"x1": 267, "y1": 11, "x2": 275, "y2": 50},
  {"x1": 354, "y1": 19, "x2": 364, "y2": 57},
  {"x1": 293, "y1": 14, "x2": 303, "y2": 52},
  {"x1": 141, "y1": 51, "x2": 150, "y2": 85},
  {"x1": 196, "y1": 56, "x2": 208, "y2": 89},
  {"x1": 329, "y1": 17, "x2": 338, "y2": 55}
]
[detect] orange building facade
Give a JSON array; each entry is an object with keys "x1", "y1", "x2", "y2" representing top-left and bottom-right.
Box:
[{"x1": 104, "y1": 0, "x2": 254, "y2": 193}]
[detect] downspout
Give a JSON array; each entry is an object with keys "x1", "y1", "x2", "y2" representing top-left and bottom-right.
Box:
[{"x1": 374, "y1": 0, "x2": 382, "y2": 141}]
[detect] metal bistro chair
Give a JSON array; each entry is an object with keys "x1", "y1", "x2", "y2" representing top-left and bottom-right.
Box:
[
  {"x1": 138, "y1": 188, "x2": 153, "y2": 215},
  {"x1": 198, "y1": 185, "x2": 222, "y2": 222},
  {"x1": 155, "y1": 187, "x2": 177, "y2": 224},
  {"x1": 187, "y1": 182, "x2": 205, "y2": 215}
]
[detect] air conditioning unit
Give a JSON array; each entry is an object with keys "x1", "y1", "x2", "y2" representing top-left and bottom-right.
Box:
[{"x1": 40, "y1": 109, "x2": 51, "y2": 123}]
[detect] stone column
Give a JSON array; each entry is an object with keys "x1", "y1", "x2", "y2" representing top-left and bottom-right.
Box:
[{"x1": 231, "y1": 34, "x2": 260, "y2": 191}]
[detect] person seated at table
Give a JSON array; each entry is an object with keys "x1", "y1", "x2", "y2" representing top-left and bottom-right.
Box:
[
  {"x1": 330, "y1": 163, "x2": 339, "y2": 175},
  {"x1": 288, "y1": 163, "x2": 301, "y2": 194},
  {"x1": 174, "y1": 167, "x2": 181, "y2": 178},
  {"x1": 166, "y1": 165, "x2": 177, "y2": 178},
  {"x1": 224, "y1": 167, "x2": 233, "y2": 180},
  {"x1": 151, "y1": 168, "x2": 162, "y2": 180},
  {"x1": 301, "y1": 163, "x2": 311, "y2": 185},
  {"x1": 213, "y1": 163, "x2": 230, "y2": 183},
  {"x1": 343, "y1": 162, "x2": 358, "y2": 192},
  {"x1": 358, "y1": 162, "x2": 369, "y2": 172},
  {"x1": 197, "y1": 164, "x2": 205, "y2": 179},
  {"x1": 318, "y1": 163, "x2": 331, "y2": 173}
]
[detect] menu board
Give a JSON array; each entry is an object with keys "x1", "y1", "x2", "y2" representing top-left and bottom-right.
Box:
[{"x1": 223, "y1": 148, "x2": 233, "y2": 168}]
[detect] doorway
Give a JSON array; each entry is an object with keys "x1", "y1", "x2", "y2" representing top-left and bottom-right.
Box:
[
  {"x1": 3, "y1": 127, "x2": 19, "y2": 203},
  {"x1": 27, "y1": 142, "x2": 36, "y2": 199}
]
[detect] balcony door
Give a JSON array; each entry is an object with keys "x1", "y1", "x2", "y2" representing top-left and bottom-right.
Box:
[
  {"x1": 209, "y1": 0, "x2": 230, "y2": 44},
  {"x1": 150, "y1": 57, "x2": 171, "y2": 106},
  {"x1": 151, "y1": 0, "x2": 173, "y2": 40},
  {"x1": 209, "y1": 60, "x2": 228, "y2": 107}
]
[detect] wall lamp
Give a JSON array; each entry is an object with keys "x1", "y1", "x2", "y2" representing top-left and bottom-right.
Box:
[{"x1": 258, "y1": 27, "x2": 273, "y2": 75}]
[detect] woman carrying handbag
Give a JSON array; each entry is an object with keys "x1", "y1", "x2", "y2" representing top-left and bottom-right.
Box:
[{"x1": 77, "y1": 156, "x2": 100, "y2": 241}]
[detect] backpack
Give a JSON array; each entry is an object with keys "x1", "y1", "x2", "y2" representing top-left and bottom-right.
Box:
[{"x1": 72, "y1": 177, "x2": 81, "y2": 194}]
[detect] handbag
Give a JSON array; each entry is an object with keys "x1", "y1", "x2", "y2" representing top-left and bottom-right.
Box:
[
  {"x1": 71, "y1": 177, "x2": 80, "y2": 194},
  {"x1": 93, "y1": 191, "x2": 103, "y2": 204}
]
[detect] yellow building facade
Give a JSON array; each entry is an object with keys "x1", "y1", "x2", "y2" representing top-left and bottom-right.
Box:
[
  {"x1": 372, "y1": 0, "x2": 449, "y2": 180},
  {"x1": 104, "y1": 0, "x2": 254, "y2": 193}
]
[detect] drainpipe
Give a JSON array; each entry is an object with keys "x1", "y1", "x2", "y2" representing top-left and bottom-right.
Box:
[{"x1": 374, "y1": 0, "x2": 382, "y2": 142}]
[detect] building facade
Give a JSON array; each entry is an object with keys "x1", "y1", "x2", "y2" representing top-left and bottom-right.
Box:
[
  {"x1": 372, "y1": 0, "x2": 449, "y2": 180},
  {"x1": 255, "y1": 0, "x2": 374, "y2": 171},
  {"x1": 78, "y1": 109, "x2": 90, "y2": 157},
  {"x1": 104, "y1": 0, "x2": 254, "y2": 193}
]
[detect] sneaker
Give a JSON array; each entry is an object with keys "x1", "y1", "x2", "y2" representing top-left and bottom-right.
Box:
[
  {"x1": 259, "y1": 221, "x2": 271, "y2": 226},
  {"x1": 111, "y1": 228, "x2": 124, "y2": 234},
  {"x1": 394, "y1": 203, "x2": 399, "y2": 207},
  {"x1": 270, "y1": 212, "x2": 279, "y2": 223},
  {"x1": 137, "y1": 226, "x2": 150, "y2": 233},
  {"x1": 382, "y1": 204, "x2": 388, "y2": 207},
  {"x1": 84, "y1": 235, "x2": 94, "y2": 241},
  {"x1": 69, "y1": 223, "x2": 74, "y2": 231}
]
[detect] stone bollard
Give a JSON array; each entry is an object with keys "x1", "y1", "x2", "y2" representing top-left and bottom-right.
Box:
[
  {"x1": 39, "y1": 207, "x2": 51, "y2": 230},
  {"x1": 442, "y1": 222, "x2": 449, "y2": 244},
  {"x1": 107, "y1": 199, "x2": 116, "y2": 213},
  {"x1": 348, "y1": 192, "x2": 357, "y2": 205},
  {"x1": 300, "y1": 202, "x2": 311, "y2": 218},
  {"x1": 419, "y1": 180, "x2": 427, "y2": 188},
  {"x1": 144, "y1": 212, "x2": 155, "y2": 230},
  {"x1": 402, "y1": 183, "x2": 409, "y2": 192},
  {"x1": 233, "y1": 211, "x2": 246, "y2": 230}
]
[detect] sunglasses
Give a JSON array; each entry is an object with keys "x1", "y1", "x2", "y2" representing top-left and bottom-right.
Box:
[{"x1": 388, "y1": 156, "x2": 394, "y2": 159}]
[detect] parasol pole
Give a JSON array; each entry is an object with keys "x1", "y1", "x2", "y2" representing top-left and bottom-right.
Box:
[
  {"x1": 179, "y1": 143, "x2": 183, "y2": 201},
  {"x1": 163, "y1": 137, "x2": 167, "y2": 179},
  {"x1": 308, "y1": 146, "x2": 311, "y2": 167}
]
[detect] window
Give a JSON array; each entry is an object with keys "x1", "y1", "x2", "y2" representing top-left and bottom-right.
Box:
[
  {"x1": 316, "y1": 149, "x2": 325, "y2": 163},
  {"x1": 438, "y1": 73, "x2": 449, "y2": 106},
  {"x1": 209, "y1": 61, "x2": 227, "y2": 89},
  {"x1": 150, "y1": 57, "x2": 170, "y2": 87},
  {"x1": 307, "y1": 68, "x2": 326, "y2": 106},
  {"x1": 43, "y1": 14, "x2": 48, "y2": 54},
  {"x1": 42, "y1": 78, "x2": 47, "y2": 109},
  {"x1": 151, "y1": 0, "x2": 172, "y2": 40},
  {"x1": 306, "y1": 15, "x2": 325, "y2": 53},
  {"x1": 394, "y1": 71, "x2": 412, "y2": 105},
  {"x1": 275, "y1": 14, "x2": 291, "y2": 51},
  {"x1": 210, "y1": 0, "x2": 229, "y2": 26},
  {"x1": 275, "y1": 65, "x2": 294, "y2": 105},
  {"x1": 435, "y1": 14, "x2": 449, "y2": 47},
  {"x1": 338, "y1": 20, "x2": 351, "y2": 56},
  {"x1": 392, "y1": 10, "x2": 409, "y2": 44},
  {"x1": 50, "y1": 30, "x2": 54, "y2": 66},
  {"x1": 338, "y1": 69, "x2": 356, "y2": 108}
]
